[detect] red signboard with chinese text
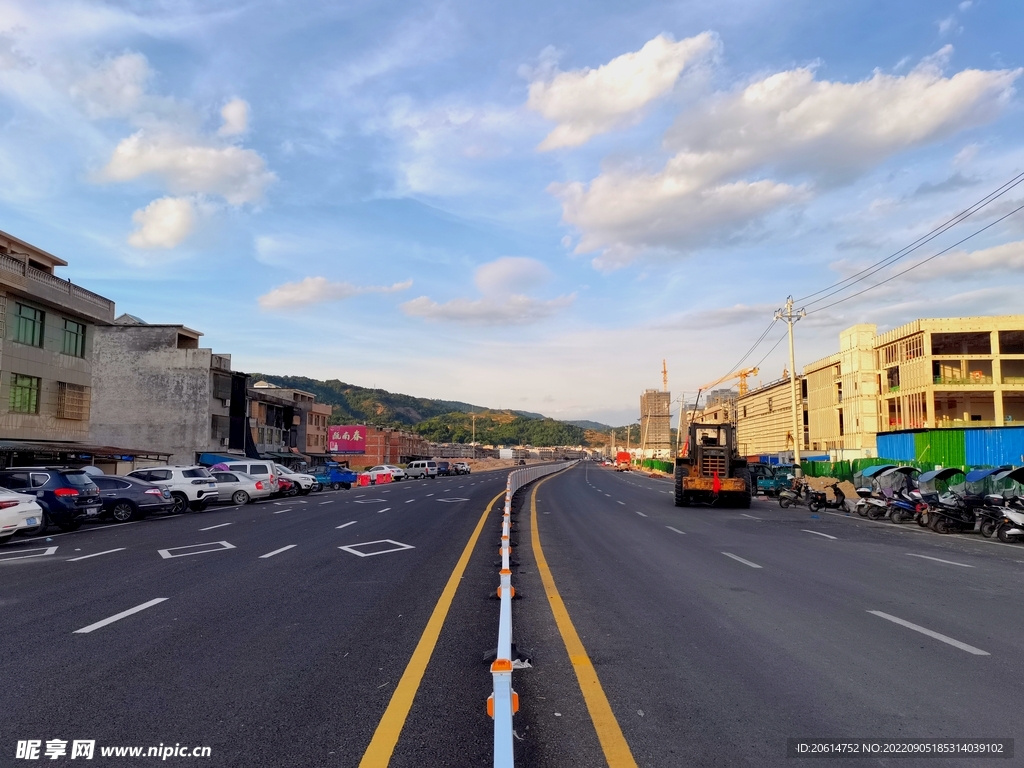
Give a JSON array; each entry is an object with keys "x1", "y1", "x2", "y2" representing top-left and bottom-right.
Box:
[{"x1": 328, "y1": 425, "x2": 367, "y2": 454}]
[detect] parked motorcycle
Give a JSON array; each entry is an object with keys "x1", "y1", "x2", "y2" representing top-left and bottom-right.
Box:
[
  {"x1": 779, "y1": 479, "x2": 813, "y2": 509},
  {"x1": 853, "y1": 464, "x2": 897, "y2": 519},
  {"x1": 990, "y1": 467, "x2": 1024, "y2": 542},
  {"x1": 919, "y1": 468, "x2": 974, "y2": 534},
  {"x1": 808, "y1": 482, "x2": 848, "y2": 513}
]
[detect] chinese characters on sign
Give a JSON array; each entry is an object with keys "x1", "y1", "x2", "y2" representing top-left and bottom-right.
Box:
[
  {"x1": 17, "y1": 740, "x2": 94, "y2": 760},
  {"x1": 327, "y1": 425, "x2": 366, "y2": 454}
]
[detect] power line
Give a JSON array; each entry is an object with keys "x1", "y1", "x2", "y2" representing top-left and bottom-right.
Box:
[
  {"x1": 797, "y1": 171, "x2": 1024, "y2": 306},
  {"x1": 806, "y1": 200, "x2": 1024, "y2": 316}
]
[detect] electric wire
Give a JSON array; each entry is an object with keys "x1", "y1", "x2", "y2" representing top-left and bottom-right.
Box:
[
  {"x1": 796, "y1": 170, "x2": 1024, "y2": 306},
  {"x1": 805, "y1": 201, "x2": 1024, "y2": 316}
]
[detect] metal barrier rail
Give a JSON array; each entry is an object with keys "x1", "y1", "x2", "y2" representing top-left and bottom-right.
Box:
[{"x1": 490, "y1": 461, "x2": 577, "y2": 768}]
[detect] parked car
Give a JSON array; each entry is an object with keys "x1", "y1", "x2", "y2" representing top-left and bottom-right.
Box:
[
  {"x1": 518, "y1": 459, "x2": 526, "y2": 465},
  {"x1": 276, "y1": 477, "x2": 297, "y2": 496},
  {"x1": 274, "y1": 464, "x2": 317, "y2": 495},
  {"x1": 211, "y1": 471, "x2": 273, "y2": 505},
  {"x1": 0, "y1": 487, "x2": 44, "y2": 543},
  {"x1": 222, "y1": 461, "x2": 281, "y2": 493},
  {"x1": 436, "y1": 461, "x2": 452, "y2": 476},
  {"x1": 0, "y1": 467, "x2": 102, "y2": 533},
  {"x1": 93, "y1": 475, "x2": 174, "y2": 521},
  {"x1": 126, "y1": 466, "x2": 219, "y2": 514},
  {"x1": 452, "y1": 462, "x2": 471, "y2": 475},
  {"x1": 405, "y1": 460, "x2": 438, "y2": 479},
  {"x1": 366, "y1": 465, "x2": 407, "y2": 483}
]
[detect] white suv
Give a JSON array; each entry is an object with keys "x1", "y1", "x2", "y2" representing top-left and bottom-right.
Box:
[
  {"x1": 127, "y1": 466, "x2": 219, "y2": 514},
  {"x1": 274, "y1": 464, "x2": 317, "y2": 494}
]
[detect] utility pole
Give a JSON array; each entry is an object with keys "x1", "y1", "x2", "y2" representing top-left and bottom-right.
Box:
[
  {"x1": 775, "y1": 296, "x2": 807, "y2": 477},
  {"x1": 471, "y1": 413, "x2": 476, "y2": 444}
]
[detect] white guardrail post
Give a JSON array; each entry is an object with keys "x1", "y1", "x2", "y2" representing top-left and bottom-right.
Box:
[{"x1": 490, "y1": 460, "x2": 577, "y2": 768}]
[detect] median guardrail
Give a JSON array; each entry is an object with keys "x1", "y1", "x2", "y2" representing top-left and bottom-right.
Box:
[{"x1": 490, "y1": 461, "x2": 577, "y2": 768}]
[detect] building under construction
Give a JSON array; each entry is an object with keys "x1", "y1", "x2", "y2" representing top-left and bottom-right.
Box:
[{"x1": 640, "y1": 388, "x2": 672, "y2": 458}]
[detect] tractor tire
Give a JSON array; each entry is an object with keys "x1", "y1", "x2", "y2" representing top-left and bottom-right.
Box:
[{"x1": 674, "y1": 464, "x2": 689, "y2": 507}]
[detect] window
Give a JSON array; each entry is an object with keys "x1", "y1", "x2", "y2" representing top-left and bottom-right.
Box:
[
  {"x1": 212, "y1": 373, "x2": 232, "y2": 401},
  {"x1": 56, "y1": 382, "x2": 90, "y2": 420},
  {"x1": 61, "y1": 319, "x2": 86, "y2": 357},
  {"x1": 9, "y1": 373, "x2": 41, "y2": 413},
  {"x1": 14, "y1": 304, "x2": 44, "y2": 347},
  {"x1": 211, "y1": 414, "x2": 230, "y2": 440},
  {"x1": 182, "y1": 468, "x2": 212, "y2": 479},
  {"x1": 249, "y1": 465, "x2": 268, "y2": 475},
  {"x1": 30, "y1": 473, "x2": 49, "y2": 487},
  {"x1": 0, "y1": 472, "x2": 30, "y2": 489},
  {"x1": 999, "y1": 330, "x2": 1024, "y2": 355}
]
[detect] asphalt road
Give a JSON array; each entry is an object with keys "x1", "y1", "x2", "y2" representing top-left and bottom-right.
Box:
[
  {"x1": 511, "y1": 463, "x2": 1024, "y2": 767},
  {"x1": 1, "y1": 470, "x2": 511, "y2": 767},
  {"x1": 4, "y1": 462, "x2": 1023, "y2": 767}
]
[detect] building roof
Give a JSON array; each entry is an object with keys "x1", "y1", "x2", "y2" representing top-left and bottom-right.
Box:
[{"x1": 0, "y1": 228, "x2": 68, "y2": 268}]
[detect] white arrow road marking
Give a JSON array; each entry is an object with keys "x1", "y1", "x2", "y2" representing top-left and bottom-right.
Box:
[
  {"x1": 802, "y1": 530, "x2": 837, "y2": 540},
  {"x1": 158, "y1": 541, "x2": 235, "y2": 559},
  {"x1": 0, "y1": 546, "x2": 59, "y2": 562},
  {"x1": 339, "y1": 539, "x2": 415, "y2": 557},
  {"x1": 73, "y1": 598, "x2": 168, "y2": 634},
  {"x1": 722, "y1": 552, "x2": 762, "y2": 569},
  {"x1": 906, "y1": 553, "x2": 974, "y2": 568},
  {"x1": 260, "y1": 545, "x2": 296, "y2": 559},
  {"x1": 867, "y1": 611, "x2": 989, "y2": 655},
  {"x1": 67, "y1": 548, "x2": 125, "y2": 562}
]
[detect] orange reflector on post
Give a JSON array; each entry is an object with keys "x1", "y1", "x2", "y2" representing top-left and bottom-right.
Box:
[
  {"x1": 512, "y1": 691, "x2": 519, "y2": 714},
  {"x1": 487, "y1": 694, "x2": 494, "y2": 718},
  {"x1": 491, "y1": 658, "x2": 513, "y2": 672}
]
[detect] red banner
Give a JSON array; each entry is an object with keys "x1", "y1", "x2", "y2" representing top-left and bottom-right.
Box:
[{"x1": 328, "y1": 425, "x2": 367, "y2": 454}]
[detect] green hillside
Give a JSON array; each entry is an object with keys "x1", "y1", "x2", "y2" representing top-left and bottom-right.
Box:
[{"x1": 411, "y1": 411, "x2": 586, "y2": 447}]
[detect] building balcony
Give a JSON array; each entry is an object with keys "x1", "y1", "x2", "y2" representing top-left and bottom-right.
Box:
[
  {"x1": 933, "y1": 375, "x2": 994, "y2": 386},
  {"x1": 0, "y1": 253, "x2": 115, "y2": 323}
]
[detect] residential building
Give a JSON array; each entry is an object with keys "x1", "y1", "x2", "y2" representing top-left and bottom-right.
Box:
[
  {"x1": 90, "y1": 316, "x2": 248, "y2": 465},
  {"x1": 0, "y1": 229, "x2": 114, "y2": 443},
  {"x1": 803, "y1": 324, "x2": 881, "y2": 458},
  {"x1": 639, "y1": 388, "x2": 672, "y2": 458},
  {"x1": 735, "y1": 376, "x2": 809, "y2": 456},
  {"x1": 802, "y1": 315, "x2": 1024, "y2": 458},
  {"x1": 249, "y1": 381, "x2": 332, "y2": 465},
  {"x1": 334, "y1": 427, "x2": 431, "y2": 468},
  {"x1": 307, "y1": 402, "x2": 332, "y2": 458},
  {"x1": 701, "y1": 389, "x2": 737, "y2": 425},
  {"x1": 430, "y1": 442, "x2": 490, "y2": 458}
]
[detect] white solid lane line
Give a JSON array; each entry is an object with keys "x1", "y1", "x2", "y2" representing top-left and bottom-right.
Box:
[
  {"x1": 319, "y1": 501, "x2": 332, "y2": 505},
  {"x1": 617, "y1": 501, "x2": 625, "y2": 506},
  {"x1": 377, "y1": 507, "x2": 391, "y2": 514},
  {"x1": 405, "y1": 499, "x2": 415, "y2": 504},
  {"x1": 67, "y1": 548, "x2": 126, "y2": 562},
  {"x1": 867, "y1": 610, "x2": 989, "y2": 655},
  {"x1": 260, "y1": 545, "x2": 296, "y2": 559},
  {"x1": 741, "y1": 513, "x2": 761, "y2": 520},
  {"x1": 336, "y1": 521, "x2": 357, "y2": 529},
  {"x1": 666, "y1": 526, "x2": 685, "y2": 534},
  {"x1": 907, "y1": 553, "x2": 974, "y2": 568},
  {"x1": 199, "y1": 522, "x2": 233, "y2": 531},
  {"x1": 73, "y1": 598, "x2": 168, "y2": 634},
  {"x1": 802, "y1": 530, "x2": 837, "y2": 540},
  {"x1": 722, "y1": 552, "x2": 762, "y2": 569},
  {"x1": 635, "y1": 511, "x2": 648, "y2": 517}
]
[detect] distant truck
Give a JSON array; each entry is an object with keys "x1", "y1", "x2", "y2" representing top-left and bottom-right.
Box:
[
  {"x1": 674, "y1": 422, "x2": 751, "y2": 508},
  {"x1": 615, "y1": 451, "x2": 632, "y2": 471}
]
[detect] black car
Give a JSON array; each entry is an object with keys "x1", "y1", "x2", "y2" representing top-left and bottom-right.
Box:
[
  {"x1": 93, "y1": 475, "x2": 174, "y2": 522},
  {"x1": 436, "y1": 461, "x2": 451, "y2": 476},
  {"x1": 0, "y1": 467, "x2": 101, "y2": 533}
]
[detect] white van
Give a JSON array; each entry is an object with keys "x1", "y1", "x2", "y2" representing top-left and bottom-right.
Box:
[
  {"x1": 405, "y1": 460, "x2": 438, "y2": 479},
  {"x1": 224, "y1": 461, "x2": 279, "y2": 491}
]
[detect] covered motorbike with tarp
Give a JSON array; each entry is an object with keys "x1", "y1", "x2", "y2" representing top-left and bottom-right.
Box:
[
  {"x1": 990, "y1": 467, "x2": 1024, "y2": 542},
  {"x1": 877, "y1": 466, "x2": 924, "y2": 524},
  {"x1": 918, "y1": 468, "x2": 973, "y2": 533},
  {"x1": 964, "y1": 467, "x2": 1012, "y2": 537},
  {"x1": 853, "y1": 464, "x2": 896, "y2": 518}
]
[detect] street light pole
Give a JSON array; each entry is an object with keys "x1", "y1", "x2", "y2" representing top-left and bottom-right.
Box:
[{"x1": 775, "y1": 296, "x2": 807, "y2": 477}]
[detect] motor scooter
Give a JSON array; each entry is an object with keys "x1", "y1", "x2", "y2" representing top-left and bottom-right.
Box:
[
  {"x1": 779, "y1": 478, "x2": 812, "y2": 509},
  {"x1": 808, "y1": 482, "x2": 848, "y2": 513}
]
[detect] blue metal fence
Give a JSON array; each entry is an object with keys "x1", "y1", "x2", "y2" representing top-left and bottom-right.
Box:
[
  {"x1": 964, "y1": 426, "x2": 1024, "y2": 467},
  {"x1": 876, "y1": 432, "x2": 916, "y2": 462}
]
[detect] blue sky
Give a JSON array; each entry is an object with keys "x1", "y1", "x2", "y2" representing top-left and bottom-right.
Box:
[{"x1": 1, "y1": 0, "x2": 1022, "y2": 425}]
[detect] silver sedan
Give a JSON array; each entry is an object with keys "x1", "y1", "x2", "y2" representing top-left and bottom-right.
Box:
[{"x1": 211, "y1": 471, "x2": 274, "y2": 505}]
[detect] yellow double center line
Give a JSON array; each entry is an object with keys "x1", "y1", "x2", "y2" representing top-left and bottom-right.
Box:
[
  {"x1": 359, "y1": 490, "x2": 505, "y2": 767},
  {"x1": 530, "y1": 475, "x2": 638, "y2": 768}
]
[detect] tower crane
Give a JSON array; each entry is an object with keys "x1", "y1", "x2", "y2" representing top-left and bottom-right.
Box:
[{"x1": 697, "y1": 366, "x2": 759, "y2": 396}]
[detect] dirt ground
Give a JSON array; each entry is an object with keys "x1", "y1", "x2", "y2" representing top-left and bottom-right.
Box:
[{"x1": 802, "y1": 475, "x2": 858, "y2": 500}]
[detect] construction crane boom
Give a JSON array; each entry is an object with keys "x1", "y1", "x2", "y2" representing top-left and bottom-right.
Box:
[{"x1": 698, "y1": 366, "x2": 759, "y2": 397}]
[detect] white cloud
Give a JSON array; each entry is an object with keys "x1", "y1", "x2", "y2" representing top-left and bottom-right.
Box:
[
  {"x1": 921, "y1": 239, "x2": 1024, "y2": 279},
  {"x1": 401, "y1": 294, "x2": 575, "y2": 325},
  {"x1": 258, "y1": 277, "x2": 412, "y2": 310},
  {"x1": 101, "y1": 130, "x2": 275, "y2": 204},
  {"x1": 474, "y1": 256, "x2": 552, "y2": 296},
  {"x1": 127, "y1": 195, "x2": 196, "y2": 249},
  {"x1": 68, "y1": 51, "x2": 152, "y2": 118},
  {"x1": 937, "y1": 16, "x2": 958, "y2": 36},
  {"x1": 218, "y1": 97, "x2": 248, "y2": 136},
  {"x1": 558, "y1": 52, "x2": 1020, "y2": 269},
  {"x1": 528, "y1": 32, "x2": 717, "y2": 150},
  {"x1": 958, "y1": 0, "x2": 973, "y2": 9}
]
